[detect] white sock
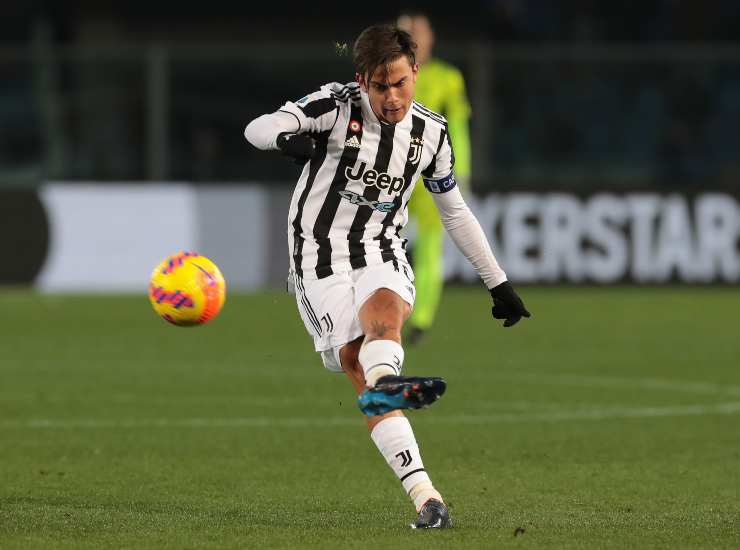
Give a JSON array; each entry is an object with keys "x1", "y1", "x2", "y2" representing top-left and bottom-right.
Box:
[
  {"x1": 359, "y1": 339, "x2": 404, "y2": 387},
  {"x1": 370, "y1": 416, "x2": 443, "y2": 511}
]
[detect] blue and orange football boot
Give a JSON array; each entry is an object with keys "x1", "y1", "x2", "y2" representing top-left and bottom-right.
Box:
[{"x1": 357, "y1": 375, "x2": 446, "y2": 416}]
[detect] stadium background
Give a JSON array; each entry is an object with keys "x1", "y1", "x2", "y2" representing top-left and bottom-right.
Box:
[
  {"x1": 1, "y1": 2, "x2": 739, "y2": 549},
  {"x1": 2, "y1": 1, "x2": 740, "y2": 288}
]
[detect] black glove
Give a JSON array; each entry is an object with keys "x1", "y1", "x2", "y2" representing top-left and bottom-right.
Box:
[
  {"x1": 489, "y1": 281, "x2": 531, "y2": 328},
  {"x1": 276, "y1": 132, "x2": 316, "y2": 165}
]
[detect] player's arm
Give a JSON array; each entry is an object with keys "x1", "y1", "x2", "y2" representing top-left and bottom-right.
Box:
[
  {"x1": 244, "y1": 85, "x2": 340, "y2": 163},
  {"x1": 422, "y1": 131, "x2": 530, "y2": 328}
]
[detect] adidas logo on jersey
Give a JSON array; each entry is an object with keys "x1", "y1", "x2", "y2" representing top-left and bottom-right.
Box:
[
  {"x1": 345, "y1": 161, "x2": 405, "y2": 195},
  {"x1": 344, "y1": 135, "x2": 361, "y2": 149}
]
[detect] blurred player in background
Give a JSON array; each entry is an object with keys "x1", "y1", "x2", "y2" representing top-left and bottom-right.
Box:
[
  {"x1": 398, "y1": 13, "x2": 472, "y2": 344},
  {"x1": 245, "y1": 24, "x2": 529, "y2": 529}
]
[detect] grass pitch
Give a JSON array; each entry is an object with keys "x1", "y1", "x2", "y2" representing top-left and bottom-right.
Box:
[{"x1": 0, "y1": 287, "x2": 739, "y2": 549}]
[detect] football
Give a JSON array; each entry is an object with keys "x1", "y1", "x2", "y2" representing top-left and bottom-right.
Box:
[{"x1": 148, "y1": 252, "x2": 226, "y2": 326}]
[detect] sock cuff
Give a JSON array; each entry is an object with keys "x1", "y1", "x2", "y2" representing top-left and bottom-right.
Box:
[
  {"x1": 360, "y1": 339, "x2": 404, "y2": 369},
  {"x1": 359, "y1": 339, "x2": 404, "y2": 387},
  {"x1": 409, "y1": 482, "x2": 442, "y2": 512}
]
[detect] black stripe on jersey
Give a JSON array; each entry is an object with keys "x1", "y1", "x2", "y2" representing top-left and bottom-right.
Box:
[
  {"x1": 413, "y1": 103, "x2": 446, "y2": 125},
  {"x1": 331, "y1": 86, "x2": 361, "y2": 103},
  {"x1": 332, "y1": 86, "x2": 360, "y2": 99},
  {"x1": 332, "y1": 93, "x2": 361, "y2": 104},
  {"x1": 299, "y1": 97, "x2": 338, "y2": 119},
  {"x1": 348, "y1": 122, "x2": 397, "y2": 269},
  {"x1": 313, "y1": 103, "x2": 364, "y2": 279},
  {"x1": 377, "y1": 114, "x2": 426, "y2": 262},
  {"x1": 291, "y1": 131, "x2": 330, "y2": 278},
  {"x1": 421, "y1": 126, "x2": 448, "y2": 179},
  {"x1": 333, "y1": 83, "x2": 359, "y2": 96},
  {"x1": 413, "y1": 103, "x2": 446, "y2": 124},
  {"x1": 446, "y1": 130, "x2": 456, "y2": 169}
]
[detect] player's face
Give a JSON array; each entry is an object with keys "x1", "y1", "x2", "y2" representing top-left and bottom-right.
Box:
[{"x1": 358, "y1": 57, "x2": 418, "y2": 124}]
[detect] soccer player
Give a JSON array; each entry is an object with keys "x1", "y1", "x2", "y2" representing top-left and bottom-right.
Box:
[
  {"x1": 244, "y1": 24, "x2": 530, "y2": 529},
  {"x1": 398, "y1": 13, "x2": 472, "y2": 344}
]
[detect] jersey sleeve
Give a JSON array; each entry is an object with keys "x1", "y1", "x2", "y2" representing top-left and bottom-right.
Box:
[
  {"x1": 421, "y1": 127, "x2": 456, "y2": 194},
  {"x1": 432, "y1": 186, "x2": 507, "y2": 288},
  {"x1": 278, "y1": 84, "x2": 340, "y2": 134}
]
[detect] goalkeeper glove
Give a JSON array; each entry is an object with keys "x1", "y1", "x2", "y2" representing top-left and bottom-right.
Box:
[
  {"x1": 277, "y1": 132, "x2": 315, "y2": 165},
  {"x1": 490, "y1": 281, "x2": 531, "y2": 328}
]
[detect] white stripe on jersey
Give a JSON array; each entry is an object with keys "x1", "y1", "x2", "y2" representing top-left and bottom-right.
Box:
[{"x1": 284, "y1": 81, "x2": 454, "y2": 280}]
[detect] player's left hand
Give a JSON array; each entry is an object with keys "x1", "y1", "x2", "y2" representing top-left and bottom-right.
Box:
[
  {"x1": 489, "y1": 281, "x2": 530, "y2": 328},
  {"x1": 277, "y1": 132, "x2": 316, "y2": 165}
]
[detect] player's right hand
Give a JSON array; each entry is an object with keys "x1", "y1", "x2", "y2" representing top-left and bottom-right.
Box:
[
  {"x1": 489, "y1": 281, "x2": 531, "y2": 328},
  {"x1": 277, "y1": 132, "x2": 316, "y2": 165}
]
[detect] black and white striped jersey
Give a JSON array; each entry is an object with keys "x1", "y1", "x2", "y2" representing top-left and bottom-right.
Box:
[{"x1": 280, "y1": 81, "x2": 456, "y2": 280}]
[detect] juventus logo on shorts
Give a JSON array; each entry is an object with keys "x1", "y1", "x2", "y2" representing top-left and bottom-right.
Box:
[{"x1": 321, "y1": 313, "x2": 334, "y2": 333}]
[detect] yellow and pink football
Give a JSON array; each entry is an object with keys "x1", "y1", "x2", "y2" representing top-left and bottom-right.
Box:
[{"x1": 149, "y1": 252, "x2": 226, "y2": 326}]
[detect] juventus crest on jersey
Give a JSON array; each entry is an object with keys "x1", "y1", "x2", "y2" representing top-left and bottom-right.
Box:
[{"x1": 281, "y1": 81, "x2": 456, "y2": 280}]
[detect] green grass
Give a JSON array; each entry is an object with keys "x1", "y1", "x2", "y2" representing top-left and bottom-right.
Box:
[{"x1": 0, "y1": 287, "x2": 739, "y2": 549}]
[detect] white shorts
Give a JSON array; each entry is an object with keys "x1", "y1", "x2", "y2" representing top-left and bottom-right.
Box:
[{"x1": 292, "y1": 261, "x2": 415, "y2": 371}]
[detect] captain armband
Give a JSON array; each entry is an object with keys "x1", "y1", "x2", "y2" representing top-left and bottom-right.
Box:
[{"x1": 422, "y1": 172, "x2": 457, "y2": 194}]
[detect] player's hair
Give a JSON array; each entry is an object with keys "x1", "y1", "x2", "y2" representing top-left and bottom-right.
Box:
[{"x1": 353, "y1": 24, "x2": 416, "y2": 82}]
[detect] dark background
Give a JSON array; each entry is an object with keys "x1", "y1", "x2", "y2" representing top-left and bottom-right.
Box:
[{"x1": 2, "y1": 1, "x2": 739, "y2": 191}]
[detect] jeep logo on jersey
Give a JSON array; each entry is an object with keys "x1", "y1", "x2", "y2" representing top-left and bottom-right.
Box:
[{"x1": 345, "y1": 162, "x2": 405, "y2": 195}]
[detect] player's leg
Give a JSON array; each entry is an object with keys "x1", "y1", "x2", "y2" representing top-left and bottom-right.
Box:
[
  {"x1": 298, "y1": 266, "x2": 449, "y2": 527},
  {"x1": 338, "y1": 336, "x2": 403, "y2": 430},
  {"x1": 407, "y1": 184, "x2": 445, "y2": 343},
  {"x1": 355, "y1": 285, "x2": 445, "y2": 416},
  {"x1": 358, "y1": 286, "x2": 408, "y2": 382},
  {"x1": 338, "y1": 335, "x2": 451, "y2": 528}
]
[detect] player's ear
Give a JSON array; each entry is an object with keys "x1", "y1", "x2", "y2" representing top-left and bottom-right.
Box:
[
  {"x1": 356, "y1": 72, "x2": 368, "y2": 92},
  {"x1": 411, "y1": 63, "x2": 419, "y2": 82}
]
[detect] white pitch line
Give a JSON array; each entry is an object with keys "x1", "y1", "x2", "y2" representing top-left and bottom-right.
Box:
[
  {"x1": 490, "y1": 373, "x2": 740, "y2": 398},
  {"x1": 0, "y1": 392, "x2": 316, "y2": 407},
  {"x1": 443, "y1": 401, "x2": 740, "y2": 424},
  {"x1": 2, "y1": 402, "x2": 740, "y2": 430}
]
